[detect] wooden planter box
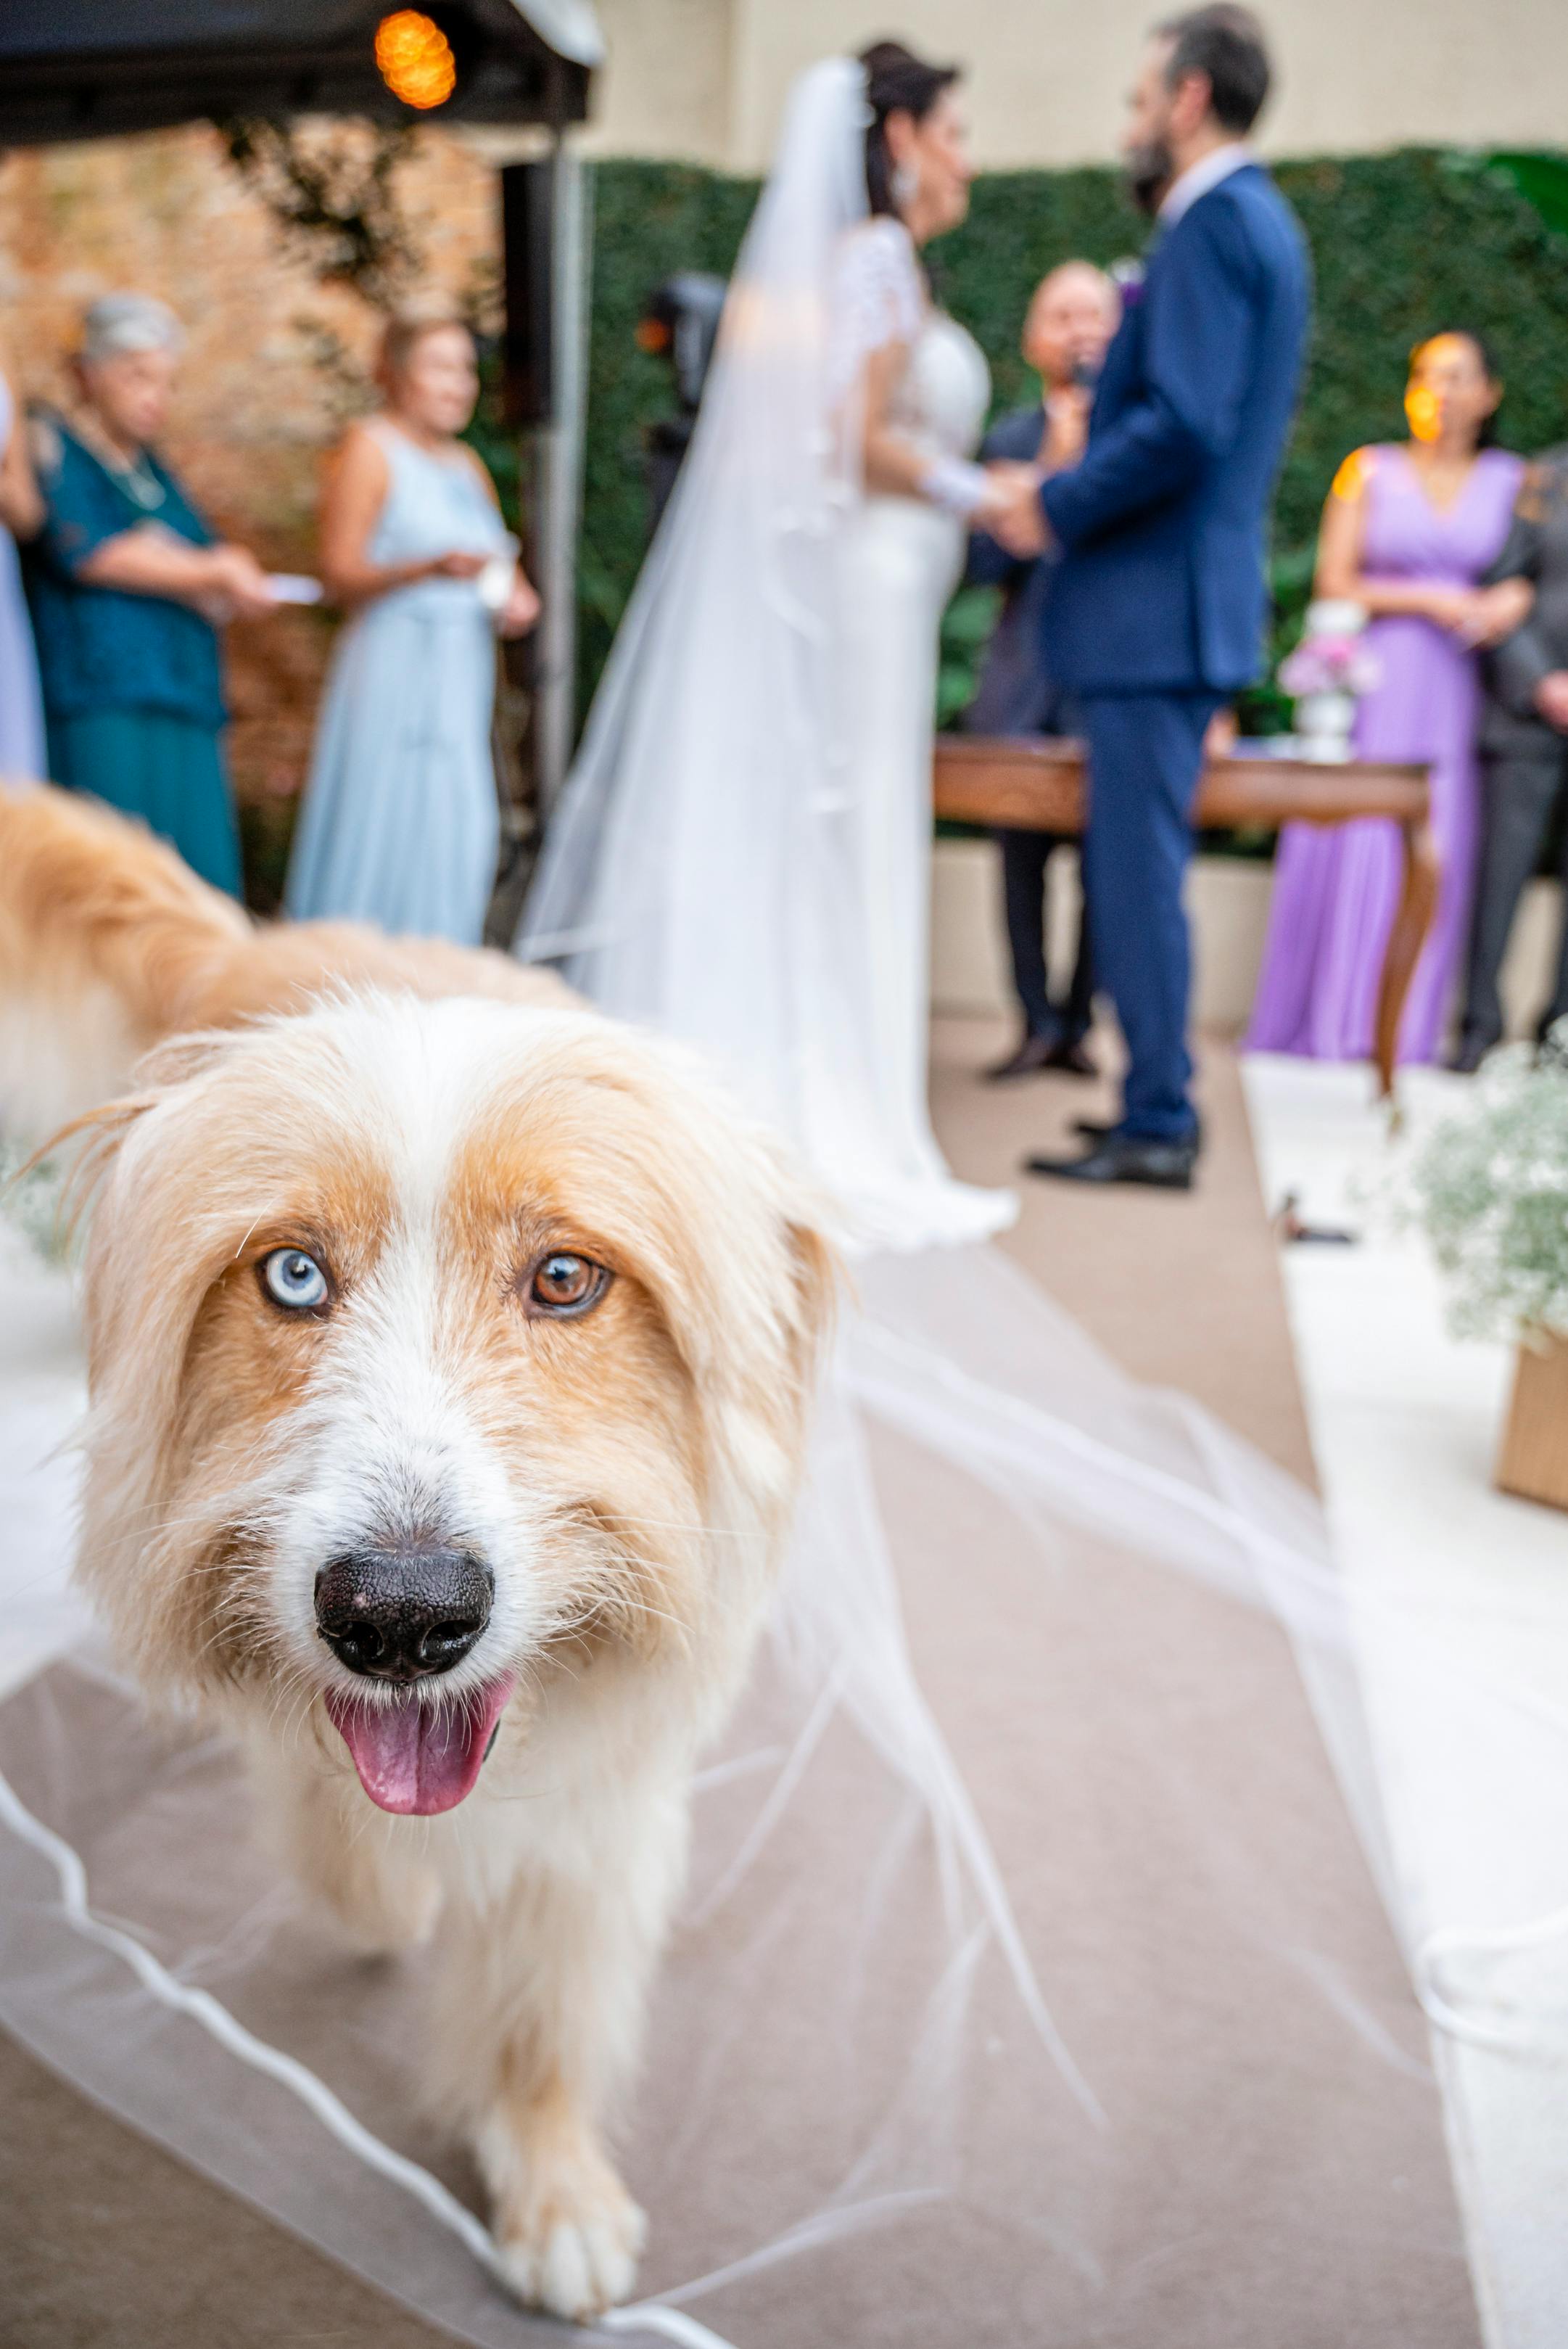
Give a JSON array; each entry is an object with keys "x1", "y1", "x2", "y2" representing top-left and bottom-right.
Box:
[{"x1": 1496, "y1": 1331, "x2": 1568, "y2": 1513}]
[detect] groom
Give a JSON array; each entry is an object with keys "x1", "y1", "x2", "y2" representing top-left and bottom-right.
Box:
[{"x1": 992, "y1": 6, "x2": 1309, "y2": 1189}]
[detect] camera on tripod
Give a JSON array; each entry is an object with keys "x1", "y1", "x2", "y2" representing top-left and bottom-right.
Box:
[{"x1": 636, "y1": 272, "x2": 727, "y2": 532}]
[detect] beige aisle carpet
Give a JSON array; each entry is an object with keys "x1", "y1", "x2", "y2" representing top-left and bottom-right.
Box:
[{"x1": 1, "y1": 1021, "x2": 1477, "y2": 2349}]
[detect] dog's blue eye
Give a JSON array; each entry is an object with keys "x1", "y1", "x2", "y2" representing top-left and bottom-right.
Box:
[{"x1": 260, "y1": 1248, "x2": 330, "y2": 1313}]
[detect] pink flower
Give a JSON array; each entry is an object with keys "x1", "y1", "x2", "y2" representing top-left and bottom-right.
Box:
[{"x1": 1279, "y1": 633, "x2": 1380, "y2": 698}]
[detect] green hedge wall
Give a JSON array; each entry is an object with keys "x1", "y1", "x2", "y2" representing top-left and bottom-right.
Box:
[{"x1": 573, "y1": 148, "x2": 1568, "y2": 726}]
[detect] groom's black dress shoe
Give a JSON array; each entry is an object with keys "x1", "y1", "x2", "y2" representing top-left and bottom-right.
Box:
[
  {"x1": 986, "y1": 1031, "x2": 1061, "y2": 1080},
  {"x1": 1041, "y1": 1035, "x2": 1097, "y2": 1077},
  {"x1": 1072, "y1": 1112, "x2": 1205, "y2": 1147},
  {"x1": 1025, "y1": 1131, "x2": 1200, "y2": 1190},
  {"x1": 986, "y1": 1038, "x2": 1060, "y2": 1080},
  {"x1": 986, "y1": 1032, "x2": 1099, "y2": 1082}
]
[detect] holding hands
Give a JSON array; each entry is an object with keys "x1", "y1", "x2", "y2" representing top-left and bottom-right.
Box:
[
  {"x1": 497, "y1": 568, "x2": 542, "y2": 639},
  {"x1": 421, "y1": 549, "x2": 539, "y2": 635},
  {"x1": 194, "y1": 542, "x2": 280, "y2": 626},
  {"x1": 403, "y1": 549, "x2": 540, "y2": 636},
  {"x1": 977, "y1": 461, "x2": 1050, "y2": 559},
  {"x1": 82, "y1": 524, "x2": 284, "y2": 627},
  {"x1": 970, "y1": 386, "x2": 1097, "y2": 561},
  {"x1": 1398, "y1": 585, "x2": 1530, "y2": 653},
  {"x1": 1431, "y1": 575, "x2": 1534, "y2": 648},
  {"x1": 1533, "y1": 671, "x2": 1568, "y2": 732},
  {"x1": 427, "y1": 548, "x2": 489, "y2": 581},
  {"x1": 970, "y1": 382, "x2": 1095, "y2": 561}
]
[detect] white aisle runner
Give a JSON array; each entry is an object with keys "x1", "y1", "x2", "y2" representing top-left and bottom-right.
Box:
[
  {"x1": 0, "y1": 1225, "x2": 92, "y2": 1704},
  {"x1": 1244, "y1": 1053, "x2": 1568, "y2": 2349}
]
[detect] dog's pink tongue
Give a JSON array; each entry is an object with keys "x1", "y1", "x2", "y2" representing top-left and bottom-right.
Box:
[{"x1": 326, "y1": 1677, "x2": 515, "y2": 1816}]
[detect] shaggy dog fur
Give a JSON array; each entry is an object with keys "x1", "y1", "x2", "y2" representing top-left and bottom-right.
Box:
[{"x1": 3, "y1": 786, "x2": 836, "y2": 2318}]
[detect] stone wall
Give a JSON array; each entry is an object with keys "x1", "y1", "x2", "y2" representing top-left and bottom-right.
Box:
[
  {"x1": 583, "y1": 0, "x2": 1568, "y2": 172},
  {"x1": 0, "y1": 123, "x2": 504, "y2": 809}
]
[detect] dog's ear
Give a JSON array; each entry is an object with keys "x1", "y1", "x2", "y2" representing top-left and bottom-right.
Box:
[
  {"x1": 74, "y1": 1027, "x2": 266, "y2": 1405},
  {"x1": 788, "y1": 1214, "x2": 840, "y2": 1365},
  {"x1": 772, "y1": 1169, "x2": 842, "y2": 1400},
  {"x1": 25, "y1": 1087, "x2": 159, "y2": 1243},
  {"x1": 26, "y1": 1025, "x2": 247, "y2": 1251},
  {"x1": 685, "y1": 1132, "x2": 843, "y2": 1526}
]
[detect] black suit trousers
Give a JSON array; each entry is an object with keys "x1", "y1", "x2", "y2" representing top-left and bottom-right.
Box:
[
  {"x1": 1461, "y1": 740, "x2": 1568, "y2": 1050},
  {"x1": 994, "y1": 828, "x2": 1094, "y2": 1041}
]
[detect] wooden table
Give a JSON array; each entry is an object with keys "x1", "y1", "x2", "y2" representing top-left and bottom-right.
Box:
[{"x1": 933, "y1": 735, "x2": 1438, "y2": 1098}]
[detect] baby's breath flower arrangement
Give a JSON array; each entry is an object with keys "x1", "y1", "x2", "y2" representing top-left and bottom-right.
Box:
[
  {"x1": 0, "y1": 1142, "x2": 70, "y2": 1267},
  {"x1": 1406, "y1": 1024, "x2": 1568, "y2": 1345}
]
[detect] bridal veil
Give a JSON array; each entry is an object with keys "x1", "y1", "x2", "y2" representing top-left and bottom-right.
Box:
[{"x1": 0, "y1": 56, "x2": 1542, "y2": 2349}]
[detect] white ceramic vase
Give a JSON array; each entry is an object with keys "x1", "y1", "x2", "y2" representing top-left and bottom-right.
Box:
[{"x1": 1295, "y1": 687, "x2": 1357, "y2": 762}]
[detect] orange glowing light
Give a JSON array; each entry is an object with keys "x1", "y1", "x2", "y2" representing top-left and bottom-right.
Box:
[
  {"x1": 1330, "y1": 447, "x2": 1374, "y2": 502},
  {"x1": 375, "y1": 10, "x2": 457, "y2": 108},
  {"x1": 1404, "y1": 336, "x2": 1482, "y2": 445},
  {"x1": 1404, "y1": 381, "x2": 1442, "y2": 443}
]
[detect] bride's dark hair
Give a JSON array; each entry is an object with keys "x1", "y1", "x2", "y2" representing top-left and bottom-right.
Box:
[{"x1": 859, "y1": 39, "x2": 961, "y2": 218}]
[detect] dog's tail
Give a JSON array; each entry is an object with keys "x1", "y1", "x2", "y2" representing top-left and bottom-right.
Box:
[{"x1": 0, "y1": 782, "x2": 254, "y2": 1142}]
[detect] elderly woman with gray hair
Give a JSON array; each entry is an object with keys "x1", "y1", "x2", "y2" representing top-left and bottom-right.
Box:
[{"x1": 24, "y1": 292, "x2": 276, "y2": 893}]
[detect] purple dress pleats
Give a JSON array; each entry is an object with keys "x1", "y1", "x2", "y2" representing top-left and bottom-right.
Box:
[
  {"x1": 0, "y1": 379, "x2": 44, "y2": 781},
  {"x1": 1247, "y1": 444, "x2": 1522, "y2": 1063}
]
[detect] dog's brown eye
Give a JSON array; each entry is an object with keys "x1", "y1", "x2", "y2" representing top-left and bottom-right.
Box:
[{"x1": 526, "y1": 1251, "x2": 608, "y2": 1317}]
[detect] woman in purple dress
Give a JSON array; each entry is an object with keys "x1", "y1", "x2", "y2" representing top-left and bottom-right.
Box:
[
  {"x1": 1249, "y1": 333, "x2": 1528, "y2": 1063},
  {"x1": 0, "y1": 363, "x2": 46, "y2": 780}
]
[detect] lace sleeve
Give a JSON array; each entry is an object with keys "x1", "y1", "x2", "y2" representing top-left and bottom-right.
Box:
[{"x1": 828, "y1": 218, "x2": 925, "y2": 394}]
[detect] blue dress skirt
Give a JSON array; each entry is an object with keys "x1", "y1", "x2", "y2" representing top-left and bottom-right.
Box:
[
  {"x1": 286, "y1": 421, "x2": 510, "y2": 943},
  {"x1": 47, "y1": 712, "x2": 241, "y2": 896}
]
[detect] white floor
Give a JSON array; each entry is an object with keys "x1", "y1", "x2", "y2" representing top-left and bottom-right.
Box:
[
  {"x1": 1243, "y1": 1053, "x2": 1568, "y2": 2349},
  {"x1": 0, "y1": 1224, "x2": 92, "y2": 1706}
]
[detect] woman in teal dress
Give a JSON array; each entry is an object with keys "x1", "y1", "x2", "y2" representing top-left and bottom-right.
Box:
[
  {"x1": 285, "y1": 305, "x2": 540, "y2": 942},
  {"x1": 25, "y1": 294, "x2": 278, "y2": 894}
]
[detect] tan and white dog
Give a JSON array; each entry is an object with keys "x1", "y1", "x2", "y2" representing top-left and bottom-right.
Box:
[{"x1": 3, "y1": 789, "x2": 836, "y2": 2318}]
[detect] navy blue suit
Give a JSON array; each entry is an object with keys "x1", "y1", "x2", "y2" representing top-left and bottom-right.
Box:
[
  {"x1": 963, "y1": 404, "x2": 1092, "y2": 1045},
  {"x1": 1041, "y1": 163, "x2": 1310, "y2": 1137}
]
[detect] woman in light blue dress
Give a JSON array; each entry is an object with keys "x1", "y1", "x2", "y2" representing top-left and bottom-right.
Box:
[
  {"x1": 0, "y1": 366, "x2": 46, "y2": 780},
  {"x1": 286, "y1": 308, "x2": 539, "y2": 942}
]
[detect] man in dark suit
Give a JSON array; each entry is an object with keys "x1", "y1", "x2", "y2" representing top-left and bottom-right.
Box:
[
  {"x1": 964, "y1": 262, "x2": 1121, "y2": 1081},
  {"x1": 990, "y1": 5, "x2": 1309, "y2": 1189},
  {"x1": 1454, "y1": 448, "x2": 1568, "y2": 1069}
]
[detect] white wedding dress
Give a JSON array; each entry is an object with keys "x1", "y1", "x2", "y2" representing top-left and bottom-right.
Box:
[
  {"x1": 518, "y1": 76, "x2": 1013, "y2": 1250},
  {"x1": 812, "y1": 226, "x2": 1012, "y2": 1243}
]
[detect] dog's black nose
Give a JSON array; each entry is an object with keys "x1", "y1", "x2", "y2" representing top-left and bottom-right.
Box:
[{"x1": 314, "y1": 1547, "x2": 494, "y2": 1682}]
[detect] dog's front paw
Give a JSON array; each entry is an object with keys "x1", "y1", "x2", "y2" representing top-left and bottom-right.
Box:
[
  {"x1": 482, "y1": 2107, "x2": 646, "y2": 2321},
  {"x1": 495, "y1": 2189, "x2": 647, "y2": 2322}
]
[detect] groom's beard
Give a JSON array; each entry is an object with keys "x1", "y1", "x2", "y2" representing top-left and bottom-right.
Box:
[{"x1": 1125, "y1": 137, "x2": 1175, "y2": 218}]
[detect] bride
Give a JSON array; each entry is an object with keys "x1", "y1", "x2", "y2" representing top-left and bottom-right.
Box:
[{"x1": 519, "y1": 43, "x2": 1030, "y2": 1249}]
